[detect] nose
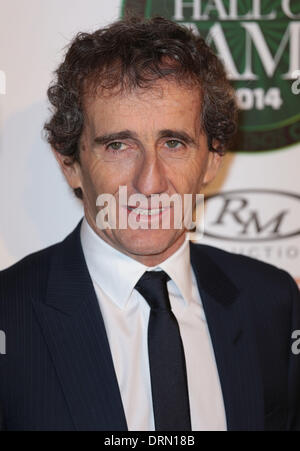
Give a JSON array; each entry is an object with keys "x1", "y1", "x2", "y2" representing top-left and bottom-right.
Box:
[{"x1": 132, "y1": 151, "x2": 169, "y2": 197}]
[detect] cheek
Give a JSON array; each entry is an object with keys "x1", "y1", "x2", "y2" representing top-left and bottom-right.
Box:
[
  {"x1": 78, "y1": 160, "x2": 105, "y2": 207},
  {"x1": 191, "y1": 152, "x2": 210, "y2": 190},
  {"x1": 168, "y1": 156, "x2": 208, "y2": 194},
  {"x1": 81, "y1": 158, "x2": 133, "y2": 199}
]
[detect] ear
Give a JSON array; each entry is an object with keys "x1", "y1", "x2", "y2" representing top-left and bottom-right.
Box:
[
  {"x1": 52, "y1": 148, "x2": 83, "y2": 191},
  {"x1": 203, "y1": 150, "x2": 223, "y2": 185}
]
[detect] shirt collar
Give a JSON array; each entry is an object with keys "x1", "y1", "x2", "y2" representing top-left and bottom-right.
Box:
[{"x1": 80, "y1": 218, "x2": 193, "y2": 309}]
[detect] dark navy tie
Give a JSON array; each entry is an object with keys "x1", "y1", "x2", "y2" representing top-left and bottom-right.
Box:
[{"x1": 135, "y1": 270, "x2": 191, "y2": 431}]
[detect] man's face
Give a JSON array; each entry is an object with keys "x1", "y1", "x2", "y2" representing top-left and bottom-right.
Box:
[{"x1": 59, "y1": 79, "x2": 221, "y2": 265}]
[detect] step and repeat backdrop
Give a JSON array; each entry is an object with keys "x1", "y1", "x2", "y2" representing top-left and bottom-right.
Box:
[{"x1": 0, "y1": 0, "x2": 299, "y2": 285}]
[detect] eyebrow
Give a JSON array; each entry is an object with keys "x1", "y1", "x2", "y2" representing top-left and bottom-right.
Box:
[
  {"x1": 94, "y1": 129, "x2": 197, "y2": 146},
  {"x1": 94, "y1": 130, "x2": 139, "y2": 146},
  {"x1": 158, "y1": 129, "x2": 196, "y2": 146}
]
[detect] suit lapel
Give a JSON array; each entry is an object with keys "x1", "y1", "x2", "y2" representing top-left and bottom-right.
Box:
[
  {"x1": 32, "y1": 222, "x2": 127, "y2": 431},
  {"x1": 190, "y1": 243, "x2": 264, "y2": 431}
]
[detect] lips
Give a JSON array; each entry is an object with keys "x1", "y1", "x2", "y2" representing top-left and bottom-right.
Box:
[
  {"x1": 126, "y1": 206, "x2": 169, "y2": 216},
  {"x1": 126, "y1": 205, "x2": 170, "y2": 209}
]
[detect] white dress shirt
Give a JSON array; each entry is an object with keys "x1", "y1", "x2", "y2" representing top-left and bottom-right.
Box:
[{"x1": 80, "y1": 218, "x2": 227, "y2": 431}]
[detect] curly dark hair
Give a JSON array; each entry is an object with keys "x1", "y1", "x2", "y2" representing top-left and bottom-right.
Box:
[{"x1": 44, "y1": 16, "x2": 238, "y2": 199}]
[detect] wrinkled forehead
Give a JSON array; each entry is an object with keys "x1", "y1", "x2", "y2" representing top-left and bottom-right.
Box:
[{"x1": 82, "y1": 78, "x2": 203, "y2": 131}]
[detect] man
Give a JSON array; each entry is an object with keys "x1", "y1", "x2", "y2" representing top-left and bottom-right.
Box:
[{"x1": 0, "y1": 16, "x2": 299, "y2": 431}]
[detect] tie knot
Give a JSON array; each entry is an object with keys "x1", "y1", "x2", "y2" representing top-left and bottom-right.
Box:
[{"x1": 135, "y1": 271, "x2": 171, "y2": 311}]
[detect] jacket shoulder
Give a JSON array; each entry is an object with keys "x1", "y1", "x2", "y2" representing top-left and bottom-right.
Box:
[
  {"x1": 193, "y1": 242, "x2": 297, "y2": 292},
  {"x1": 0, "y1": 242, "x2": 60, "y2": 303}
]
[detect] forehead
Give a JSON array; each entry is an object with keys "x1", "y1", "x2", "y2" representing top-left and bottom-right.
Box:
[{"x1": 83, "y1": 80, "x2": 202, "y2": 132}]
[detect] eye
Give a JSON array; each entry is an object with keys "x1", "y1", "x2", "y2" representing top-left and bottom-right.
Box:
[
  {"x1": 165, "y1": 140, "x2": 184, "y2": 149},
  {"x1": 106, "y1": 142, "x2": 126, "y2": 152}
]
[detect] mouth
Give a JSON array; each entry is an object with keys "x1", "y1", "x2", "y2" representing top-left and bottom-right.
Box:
[
  {"x1": 126, "y1": 206, "x2": 169, "y2": 217},
  {"x1": 122, "y1": 205, "x2": 173, "y2": 226}
]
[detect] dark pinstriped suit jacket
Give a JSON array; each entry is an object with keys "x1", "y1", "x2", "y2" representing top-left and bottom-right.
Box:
[{"x1": 0, "y1": 221, "x2": 299, "y2": 431}]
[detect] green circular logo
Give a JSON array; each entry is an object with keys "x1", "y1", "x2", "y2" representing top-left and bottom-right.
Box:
[{"x1": 121, "y1": 0, "x2": 300, "y2": 152}]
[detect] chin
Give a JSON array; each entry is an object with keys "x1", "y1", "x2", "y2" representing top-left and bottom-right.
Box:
[{"x1": 113, "y1": 228, "x2": 182, "y2": 258}]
